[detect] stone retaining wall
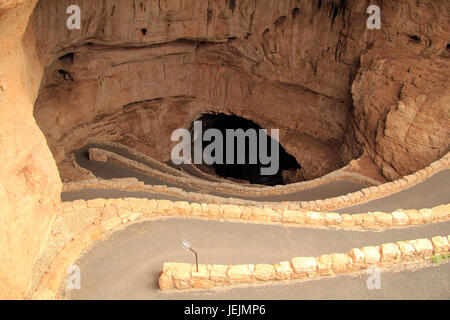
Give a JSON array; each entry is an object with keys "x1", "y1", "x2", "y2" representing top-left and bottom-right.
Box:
[
  {"x1": 99, "y1": 141, "x2": 239, "y2": 184},
  {"x1": 59, "y1": 197, "x2": 450, "y2": 231},
  {"x1": 87, "y1": 146, "x2": 382, "y2": 194},
  {"x1": 35, "y1": 150, "x2": 449, "y2": 299},
  {"x1": 62, "y1": 150, "x2": 450, "y2": 213},
  {"x1": 158, "y1": 235, "x2": 450, "y2": 290},
  {"x1": 94, "y1": 142, "x2": 186, "y2": 177},
  {"x1": 33, "y1": 196, "x2": 450, "y2": 299}
]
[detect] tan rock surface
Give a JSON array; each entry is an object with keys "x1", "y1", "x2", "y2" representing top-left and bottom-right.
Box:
[
  {"x1": 0, "y1": 0, "x2": 449, "y2": 299},
  {"x1": 0, "y1": 0, "x2": 61, "y2": 299},
  {"x1": 28, "y1": 0, "x2": 449, "y2": 183}
]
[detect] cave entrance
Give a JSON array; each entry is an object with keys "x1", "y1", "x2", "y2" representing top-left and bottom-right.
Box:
[{"x1": 190, "y1": 113, "x2": 300, "y2": 186}]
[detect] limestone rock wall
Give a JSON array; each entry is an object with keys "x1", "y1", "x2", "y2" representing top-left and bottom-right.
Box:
[
  {"x1": 351, "y1": 1, "x2": 450, "y2": 180},
  {"x1": 32, "y1": 0, "x2": 369, "y2": 182},
  {"x1": 30, "y1": 0, "x2": 449, "y2": 183},
  {"x1": 0, "y1": 0, "x2": 61, "y2": 299},
  {"x1": 0, "y1": 0, "x2": 448, "y2": 299}
]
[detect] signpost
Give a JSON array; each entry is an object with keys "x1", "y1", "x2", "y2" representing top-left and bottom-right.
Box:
[{"x1": 181, "y1": 239, "x2": 199, "y2": 272}]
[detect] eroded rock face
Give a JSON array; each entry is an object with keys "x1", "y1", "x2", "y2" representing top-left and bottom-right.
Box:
[
  {"x1": 351, "y1": 0, "x2": 450, "y2": 180},
  {"x1": 32, "y1": 0, "x2": 363, "y2": 182},
  {"x1": 0, "y1": 0, "x2": 448, "y2": 299},
  {"x1": 0, "y1": 0, "x2": 61, "y2": 299},
  {"x1": 31, "y1": 0, "x2": 449, "y2": 183},
  {"x1": 353, "y1": 38, "x2": 450, "y2": 179}
]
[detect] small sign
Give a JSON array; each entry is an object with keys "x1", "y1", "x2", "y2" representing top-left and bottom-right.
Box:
[{"x1": 181, "y1": 239, "x2": 191, "y2": 251}]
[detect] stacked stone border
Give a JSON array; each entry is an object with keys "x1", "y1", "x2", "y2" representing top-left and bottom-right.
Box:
[
  {"x1": 32, "y1": 196, "x2": 450, "y2": 299},
  {"x1": 158, "y1": 235, "x2": 450, "y2": 291},
  {"x1": 85, "y1": 146, "x2": 382, "y2": 195},
  {"x1": 62, "y1": 151, "x2": 450, "y2": 213},
  {"x1": 59, "y1": 198, "x2": 450, "y2": 231},
  {"x1": 90, "y1": 141, "x2": 383, "y2": 188},
  {"x1": 35, "y1": 150, "x2": 449, "y2": 299},
  {"x1": 98, "y1": 141, "x2": 250, "y2": 184}
]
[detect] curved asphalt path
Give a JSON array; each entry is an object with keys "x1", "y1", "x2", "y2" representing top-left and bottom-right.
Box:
[
  {"x1": 67, "y1": 144, "x2": 450, "y2": 212},
  {"x1": 63, "y1": 218, "x2": 450, "y2": 300},
  {"x1": 62, "y1": 145, "x2": 449, "y2": 299},
  {"x1": 337, "y1": 169, "x2": 450, "y2": 213},
  {"x1": 74, "y1": 145, "x2": 198, "y2": 192},
  {"x1": 70, "y1": 145, "x2": 367, "y2": 202}
]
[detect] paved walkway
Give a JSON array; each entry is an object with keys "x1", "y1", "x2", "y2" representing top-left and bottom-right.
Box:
[
  {"x1": 337, "y1": 169, "x2": 450, "y2": 213},
  {"x1": 67, "y1": 145, "x2": 450, "y2": 210},
  {"x1": 62, "y1": 145, "x2": 450, "y2": 299},
  {"x1": 63, "y1": 218, "x2": 450, "y2": 300},
  {"x1": 71, "y1": 145, "x2": 368, "y2": 202},
  {"x1": 71, "y1": 144, "x2": 450, "y2": 207}
]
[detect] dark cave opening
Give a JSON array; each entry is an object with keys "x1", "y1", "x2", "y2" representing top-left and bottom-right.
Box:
[{"x1": 191, "y1": 113, "x2": 301, "y2": 186}]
